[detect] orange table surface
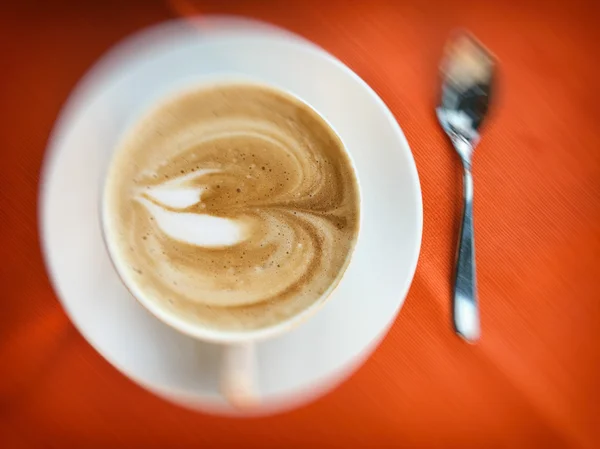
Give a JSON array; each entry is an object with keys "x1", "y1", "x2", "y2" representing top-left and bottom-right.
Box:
[{"x1": 1, "y1": 0, "x2": 599, "y2": 447}]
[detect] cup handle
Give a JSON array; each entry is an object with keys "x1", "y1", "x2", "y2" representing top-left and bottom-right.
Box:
[{"x1": 221, "y1": 342, "x2": 258, "y2": 408}]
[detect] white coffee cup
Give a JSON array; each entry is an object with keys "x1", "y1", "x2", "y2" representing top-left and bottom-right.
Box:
[{"x1": 99, "y1": 83, "x2": 361, "y2": 408}]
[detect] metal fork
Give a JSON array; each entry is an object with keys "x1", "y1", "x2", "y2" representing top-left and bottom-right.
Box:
[{"x1": 436, "y1": 33, "x2": 495, "y2": 342}]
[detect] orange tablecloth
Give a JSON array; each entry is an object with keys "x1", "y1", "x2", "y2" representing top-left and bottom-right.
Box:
[{"x1": 1, "y1": 0, "x2": 599, "y2": 447}]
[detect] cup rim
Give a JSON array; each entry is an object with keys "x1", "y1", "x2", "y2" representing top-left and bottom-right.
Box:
[{"x1": 99, "y1": 79, "x2": 363, "y2": 345}]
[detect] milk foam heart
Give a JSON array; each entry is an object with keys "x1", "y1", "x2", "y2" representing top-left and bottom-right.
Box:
[{"x1": 135, "y1": 197, "x2": 249, "y2": 247}]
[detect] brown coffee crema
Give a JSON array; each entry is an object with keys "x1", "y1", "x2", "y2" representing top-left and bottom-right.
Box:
[{"x1": 104, "y1": 84, "x2": 359, "y2": 331}]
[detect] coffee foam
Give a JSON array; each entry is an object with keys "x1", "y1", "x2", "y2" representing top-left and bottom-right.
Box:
[{"x1": 104, "y1": 83, "x2": 359, "y2": 331}]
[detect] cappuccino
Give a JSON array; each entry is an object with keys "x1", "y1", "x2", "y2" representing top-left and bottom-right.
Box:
[{"x1": 103, "y1": 83, "x2": 359, "y2": 332}]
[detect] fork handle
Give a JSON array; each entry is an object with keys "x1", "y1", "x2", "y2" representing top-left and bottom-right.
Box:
[{"x1": 453, "y1": 167, "x2": 480, "y2": 342}]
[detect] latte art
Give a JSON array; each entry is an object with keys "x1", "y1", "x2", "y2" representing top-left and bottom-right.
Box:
[{"x1": 104, "y1": 84, "x2": 359, "y2": 331}]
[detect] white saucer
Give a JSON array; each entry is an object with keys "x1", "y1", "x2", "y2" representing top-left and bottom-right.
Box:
[{"x1": 39, "y1": 17, "x2": 422, "y2": 416}]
